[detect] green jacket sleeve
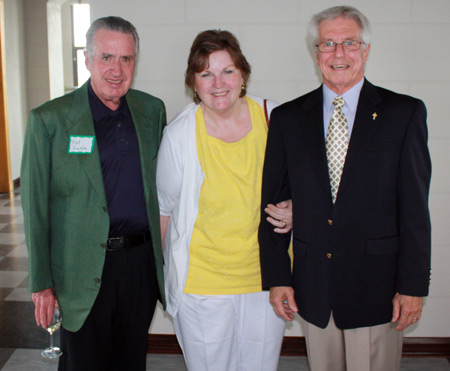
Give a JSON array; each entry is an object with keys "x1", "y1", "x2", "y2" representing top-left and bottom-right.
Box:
[{"x1": 21, "y1": 109, "x2": 54, "y2": 293}]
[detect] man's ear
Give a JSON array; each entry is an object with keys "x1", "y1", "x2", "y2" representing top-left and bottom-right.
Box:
[{"x1": 84, "y1": 50, "x2": 90, "y2": 71}]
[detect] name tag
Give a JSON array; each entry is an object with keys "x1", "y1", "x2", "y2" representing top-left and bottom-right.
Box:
[{"x1": 68, "y1": 135, "x2": 95, "y2": 154}]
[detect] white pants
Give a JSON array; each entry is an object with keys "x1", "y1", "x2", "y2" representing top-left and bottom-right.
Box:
[
  {"x1": 173, "y1": 291, "x2": 286, "y2": 371},
  {"x1": 301, "y1": 313, "x2": 403, "y2": 371}
]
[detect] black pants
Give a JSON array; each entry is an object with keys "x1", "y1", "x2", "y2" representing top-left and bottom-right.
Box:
[{"x1": 58, "y1": 242, "x2": 159, "y2": 371}]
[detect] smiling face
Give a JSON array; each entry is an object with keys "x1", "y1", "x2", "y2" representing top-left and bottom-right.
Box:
[
  {"x1": 316, "y1": 16, "x2": 370, "y2": 95},
  {"x1": 85, "y1": 29, "x2": 136, "y2": 110},
  {"x1": 193, "y1": 50, "x2": 245, "y2": 114}
]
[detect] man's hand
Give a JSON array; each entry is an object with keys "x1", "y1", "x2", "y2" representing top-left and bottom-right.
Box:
[
  {"x1": 32, "y1": 287, "x2": 57, "y2": 329},
  {"x1": 269, "y1": 286, "x2": 298, "y2": 321},
  {"x1": 265, "y1": 200, "x2": 293, "y2": 233},
  {"x1": 392, "y1": 293, "x2": 423, "y2": 331}
]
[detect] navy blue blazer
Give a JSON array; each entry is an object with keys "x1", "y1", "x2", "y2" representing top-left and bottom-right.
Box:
[{"x1": 259, "y1": 79, "x2": 431, "y2": 330}]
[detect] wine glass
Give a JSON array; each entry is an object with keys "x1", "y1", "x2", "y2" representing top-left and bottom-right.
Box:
[{"x1": 41, "y1": 307, "x2": 63, "y2": 358}]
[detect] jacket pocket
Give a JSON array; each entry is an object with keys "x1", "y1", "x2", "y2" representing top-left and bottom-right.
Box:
[{"x1": 366, "y1": 235, "x2": 399, "y2": 255}]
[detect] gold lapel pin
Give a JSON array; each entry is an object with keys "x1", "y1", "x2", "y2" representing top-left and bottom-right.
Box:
[{"x1": 372, "y1": 112, "x2": 378, "y2": 120}]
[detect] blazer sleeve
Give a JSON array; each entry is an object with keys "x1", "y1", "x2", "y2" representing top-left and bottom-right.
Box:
[
  {"x1": 258, "y1": 109, "x2": 293, "y2": 289},
  {"x1": 21, "y1": 109, "x2": 54, "y2": 293},
  {"x1": 397, "y1": 99, "x2": 432, "y2": 296}
]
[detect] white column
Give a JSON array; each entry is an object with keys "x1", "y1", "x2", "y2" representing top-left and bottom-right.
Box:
[{"x1": 46, "y1": 0, "x2": 66, "y2": 99}]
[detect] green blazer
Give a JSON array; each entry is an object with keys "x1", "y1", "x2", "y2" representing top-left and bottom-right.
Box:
[{"x1": 21, "y1": 82, "x2": 166, "y2": 332}]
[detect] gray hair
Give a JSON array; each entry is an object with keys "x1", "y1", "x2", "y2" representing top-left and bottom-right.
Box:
[
  {"x1": 307, "y1": 6, "x2": 372, "y2": 51},
  {"x1": 86, "y1": 16, "x2": 139, "y2": 60}
]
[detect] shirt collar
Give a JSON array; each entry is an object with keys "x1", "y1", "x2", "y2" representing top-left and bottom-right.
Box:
[
  {"x1": 323, "y1": 78, "x2": 364, "y2": 114},
  {"x1": 88, "y1": 79, "x2": 131, "y2": 121}
]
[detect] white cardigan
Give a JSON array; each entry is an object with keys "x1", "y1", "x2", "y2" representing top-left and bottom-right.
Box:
[{"x1": 156, "y1": 95, "x2": 278, "y2": 317}]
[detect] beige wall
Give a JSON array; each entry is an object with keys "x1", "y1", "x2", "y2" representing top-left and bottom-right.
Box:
[
  {"x1": 3, "y1": 0, "x2": 58, "y2": 181},
  {"x1": 3, "y1": 0, "x2": 74, "y2": 181},
  {"x1": 89, "y1": 0, "x2": 450, "y2": 338},
  {"x1": 23, "y1": 0, "x2": 50, "y2": 112}
]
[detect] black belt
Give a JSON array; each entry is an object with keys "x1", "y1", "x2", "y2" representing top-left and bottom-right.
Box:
[{"x1": 106, "y1": 230, "x2": 151, "y2": 251}]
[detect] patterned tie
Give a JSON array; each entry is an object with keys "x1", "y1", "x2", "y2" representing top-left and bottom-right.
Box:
[{"x1": 326, "y1": 96, "x2": 349, "y2": 204}]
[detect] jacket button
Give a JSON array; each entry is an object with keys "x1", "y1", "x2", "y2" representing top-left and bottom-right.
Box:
[
  {"x1": 100, "y1": 243, "x2": 107, "y2": 248},
  {"x1": 327, "y1": 219, "x2": 333, "y2": 226},
  {"x1": 94, "y1": 278, "x2": 100, "y2": 284},
  {"x1": 103, "y1": 206, "x2": 107, "y2": 212},
  {"x1": 326, "y1": 253, "x2": 332, "y2": 259}
]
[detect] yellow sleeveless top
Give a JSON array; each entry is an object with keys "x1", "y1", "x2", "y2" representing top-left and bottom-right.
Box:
[{"x1": 184, "y1": 96, "x2": 268, "y2": 295}]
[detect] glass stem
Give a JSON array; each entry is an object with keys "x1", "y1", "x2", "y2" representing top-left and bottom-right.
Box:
[{"x1": 49, "y1": 333, "x2": 54, "y2": 349}]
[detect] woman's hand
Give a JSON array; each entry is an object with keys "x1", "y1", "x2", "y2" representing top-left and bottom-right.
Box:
[{"x1": 265, "y1": 199, "x2": 292, "y2": 233}]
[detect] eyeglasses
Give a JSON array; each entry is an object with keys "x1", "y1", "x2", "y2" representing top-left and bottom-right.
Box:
[{"x1": 316, "y1": 40, "x2": 365, "y2": 53}]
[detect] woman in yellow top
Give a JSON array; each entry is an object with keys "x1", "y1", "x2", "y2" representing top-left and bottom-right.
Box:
[{"x1": 157, "y1": 30, "x2": 292, "y2": 371}]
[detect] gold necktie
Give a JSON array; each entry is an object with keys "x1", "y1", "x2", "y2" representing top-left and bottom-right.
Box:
[{"x1": 326, "y1": 96, "x2": 349, "y2": 204}]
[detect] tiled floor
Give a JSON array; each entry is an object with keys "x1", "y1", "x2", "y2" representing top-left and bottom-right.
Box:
[{"x1": 0, "y1": 188, "x2": 449, "y2": 370}]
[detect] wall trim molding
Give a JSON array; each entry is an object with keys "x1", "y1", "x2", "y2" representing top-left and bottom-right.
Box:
[{"x1": 147, "y1": 335, "x2": 450, "y2": 357}]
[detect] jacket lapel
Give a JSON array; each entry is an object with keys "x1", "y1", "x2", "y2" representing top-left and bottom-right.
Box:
[
  {"x1": 337, "y1": 80, "x2": 382, "y2": 201},
  {"x1": 65, "y1": 83, "x2": 107, "y2": 207},
  {"x1": 301, "y1": 87, "x2": 333, "y2": 204}
]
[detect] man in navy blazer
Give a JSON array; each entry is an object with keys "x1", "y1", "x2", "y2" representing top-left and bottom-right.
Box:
[{"x1": 259, "y1": 6, "x2": 431, "y2": 370}]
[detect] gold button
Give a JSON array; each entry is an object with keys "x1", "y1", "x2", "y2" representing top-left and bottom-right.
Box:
[
  {"x1": 94, "y1": 278, "x2": 100, "y2": 284},
  {"x1": 100, "y1": 243, "x2": 107, "y2": 248},
  {"x1": 103, "y1": 206, "x2": 107, "y2": 212},
  {"x1": 327, "y1": 253, "x2": 332, "y2": 259},
  {"x1": 327, "y1": 219, "x2": 333, "y2": 226}
]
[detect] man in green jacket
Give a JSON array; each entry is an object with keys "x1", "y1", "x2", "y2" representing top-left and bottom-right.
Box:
[{"x1": 21, "y1": 16, "x2": 166, "y2": 370}]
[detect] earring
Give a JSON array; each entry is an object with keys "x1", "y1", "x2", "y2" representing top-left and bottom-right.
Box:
[
  {"x1": 194, "y1": 91, "x2": 198, "y2": 100},
  {"x1": 241, "y1": 84, "x2": 245, "y2": 90}
]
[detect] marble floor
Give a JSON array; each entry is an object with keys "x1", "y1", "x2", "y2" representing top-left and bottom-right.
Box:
[{"x1": 0, "y1": 188, "x2": 449, "y2": 370}]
